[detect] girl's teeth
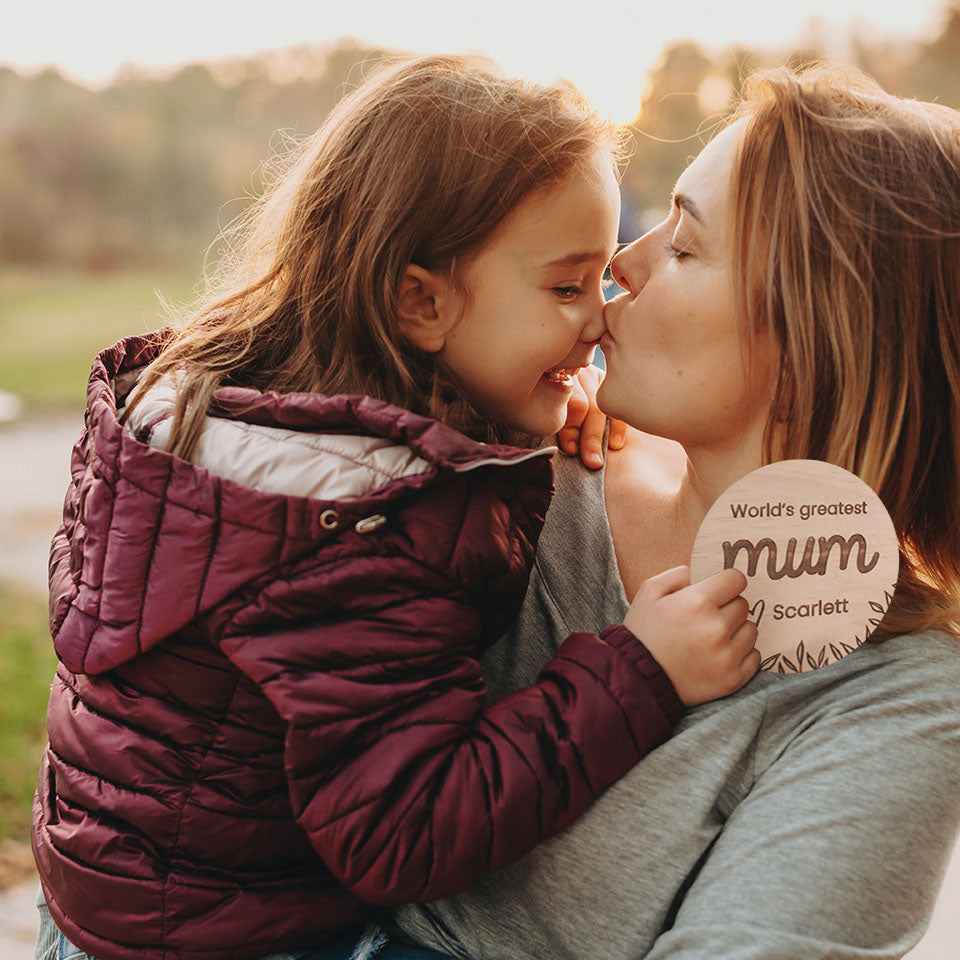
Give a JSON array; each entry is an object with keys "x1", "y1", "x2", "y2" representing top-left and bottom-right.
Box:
[{"x1": 544, "y1": 367, "x2": 578, "y2": 383}]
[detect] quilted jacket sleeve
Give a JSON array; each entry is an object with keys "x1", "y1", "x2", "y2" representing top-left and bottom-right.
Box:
[{"x1": 216, "y1": 540, "x2": 683, "y2": 906}]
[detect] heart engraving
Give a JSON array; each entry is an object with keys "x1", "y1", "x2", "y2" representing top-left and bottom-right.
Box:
[{"x1": 748, "y1": 598, "x2": 766, "y2": 627}]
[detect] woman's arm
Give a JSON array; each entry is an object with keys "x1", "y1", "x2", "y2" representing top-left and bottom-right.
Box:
[
  {"x1": 644, "y1": 636, "x2": 960, "y2": 960},
  {"x1": 388, "y1": 636, "x2": 960, "y2": 960}
]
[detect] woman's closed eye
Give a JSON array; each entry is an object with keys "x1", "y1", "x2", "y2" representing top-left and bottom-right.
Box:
[{"x1": 664, "y1": 241, "x2": 691, "y2": 261}]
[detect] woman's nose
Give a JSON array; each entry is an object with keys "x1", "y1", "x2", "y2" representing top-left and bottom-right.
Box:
[{"x1": 610, "y1": 238, "x2": 645, "y2": 294}]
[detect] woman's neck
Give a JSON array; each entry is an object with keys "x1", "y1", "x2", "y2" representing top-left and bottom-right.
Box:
[
  {"x1": 604, "y1": 427, "x2": 765, "y2": 597},
  {"x1": 676, "y1": 437, "x2": 766, "y2": 527}
]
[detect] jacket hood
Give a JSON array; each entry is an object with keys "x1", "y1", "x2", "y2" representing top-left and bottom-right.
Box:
[{"x1": 49, "y1": 332, "x2": 554, "y2": 675}]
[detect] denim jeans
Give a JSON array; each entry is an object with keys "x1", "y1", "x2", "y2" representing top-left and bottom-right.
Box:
[{"x1": 35, "y1": 887, "x2": 454, "y2": 960}]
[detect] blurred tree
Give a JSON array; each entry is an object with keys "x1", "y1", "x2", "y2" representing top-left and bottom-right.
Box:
[
  {"x1": 1, "y1": 21, "x2": 959, "y2": 271},
  {"x1": 908, "y1": 2, "x2": 960, "y2": 105},
  {"x1": 0, "y1": 40, "x2": 387, "y2": 269},
  {"x1": 621, "y1": 43, "x2": 721, "y2": 228}
]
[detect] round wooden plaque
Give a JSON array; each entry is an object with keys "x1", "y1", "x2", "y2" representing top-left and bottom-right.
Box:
[{"x1": 690, "y1": 460, "x2": 899, "y2": 673}]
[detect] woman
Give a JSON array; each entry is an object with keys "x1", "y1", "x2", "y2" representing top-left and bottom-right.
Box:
[{"x1": 389, "y1": 63, "x2": 960, "y2": 959}]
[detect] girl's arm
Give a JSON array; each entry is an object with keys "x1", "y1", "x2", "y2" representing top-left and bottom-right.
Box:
[
  {"x1": 216, "y1": 563, "x2": 679, "y2": 905},
  {"x1": 214, "y1": 549, "x2": 748, "y2": 907}
]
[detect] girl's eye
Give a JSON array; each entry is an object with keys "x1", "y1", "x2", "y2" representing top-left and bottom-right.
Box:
[
  {"x1": 664, "y1": 241, "x2": 691, "y2": 261},
  {"x1": 553, "y1": 285, "x2": 583, "y2": 301}
]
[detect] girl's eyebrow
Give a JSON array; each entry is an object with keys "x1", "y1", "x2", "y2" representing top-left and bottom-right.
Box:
[
  {"x1": 543, "y1": 249, "x2": 610, "y2": 269},
  {"x1": 673, "y1": 192, "x2": 705, "y2": 224}
]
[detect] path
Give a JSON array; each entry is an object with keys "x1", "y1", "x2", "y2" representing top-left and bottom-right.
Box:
[
  {"x1": 0, "y1": 413, "x2": 83, "y2": 594},
  {"x1": 0, "y1": 414, "x2": 957, "y2": 957},
  {"x1": 0, "y1": 413, "x2": 81, "y2": 956}
]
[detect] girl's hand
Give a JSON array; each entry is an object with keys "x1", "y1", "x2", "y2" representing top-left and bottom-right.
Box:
[
  {"x1": 623, "y1": 566, "x2": 760, "y2": 706},
  {"x1": 558, "y1": 365, "x2": 627, "y2": 470}
]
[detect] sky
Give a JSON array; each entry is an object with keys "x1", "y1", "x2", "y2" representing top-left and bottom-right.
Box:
[{"x1": 3, "y1": 0, "x2": 952, "y2": 121}]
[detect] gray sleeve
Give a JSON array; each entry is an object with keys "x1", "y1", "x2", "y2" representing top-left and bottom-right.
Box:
[
  {"x1": 644, "y1": 639, "x2": 960, "y2": 959},
  {"x1": 480, "y1": 448, "x2": 628, "y2": 700}
]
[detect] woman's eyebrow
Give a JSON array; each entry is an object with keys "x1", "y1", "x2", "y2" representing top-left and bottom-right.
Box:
[{"x1": 673, "y1": 192, "x2": 705, "y2": 224}]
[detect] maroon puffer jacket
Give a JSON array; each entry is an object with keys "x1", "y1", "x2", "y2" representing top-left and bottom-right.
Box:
[{"x1": 33, "y1": 333, "x2": 683, "y2": 960}]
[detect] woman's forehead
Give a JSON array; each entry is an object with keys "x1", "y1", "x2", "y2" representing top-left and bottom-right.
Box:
[{"x1": 673, "y1": 121, "x2": 744, "y2": 222}]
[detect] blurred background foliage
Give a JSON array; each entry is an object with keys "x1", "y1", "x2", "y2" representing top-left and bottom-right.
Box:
[
  {"x1": 2, "y1": 12, "x2": 960, "y2": 416},
  {"x1": 1, "y1": 10, "x2": 958, "y2": 275},
  {"x1": 0, "y1": 40, "x2": 390, "y2": 269}
]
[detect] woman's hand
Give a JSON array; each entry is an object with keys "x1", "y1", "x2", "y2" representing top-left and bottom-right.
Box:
[
  {"x1": 559, "y1": 364, "x2": 627, "y2": 470},
  {"x1": 624, "y1": 565, "x2": 760, "y2": 706}
]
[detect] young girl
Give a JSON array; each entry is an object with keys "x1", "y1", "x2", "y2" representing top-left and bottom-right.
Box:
[{"x1": 33, "y1": 55, "x2": 757, "y2": 960}]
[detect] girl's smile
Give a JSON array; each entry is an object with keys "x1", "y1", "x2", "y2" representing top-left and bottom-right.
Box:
[
  {"x1": 404, "y1": 147, "x2": 620, "y2": 438},
  {"x1": 541, "y1": 365, "x2": 588, "y2": 388}
]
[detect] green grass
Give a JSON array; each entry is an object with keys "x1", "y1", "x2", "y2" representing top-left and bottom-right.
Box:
[
  {"x1": 0, "y1": 264, "x2": 198, "y2": 838},
  {"x1": 0, "y1": 580, "x2": 57, "y2": 842},
  {"x1": 0, "y1": 266, "x2": 200, "y2": 412}
]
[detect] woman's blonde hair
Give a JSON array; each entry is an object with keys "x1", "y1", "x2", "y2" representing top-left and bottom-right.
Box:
[
  {"x1": 731, "y1": 63, "x2": 960, "y2": 637},
  {"x1": 129, "y1": 54, "x2": 622, "y2": 455}
]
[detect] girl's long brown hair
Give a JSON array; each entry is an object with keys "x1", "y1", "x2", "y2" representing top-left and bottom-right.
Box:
[
  {"x1": 127, "y1": 54, "x2": 623, "y2": 456},
  {"x1": 731, "y1": 63, "x2": 960, "y2": 638}
]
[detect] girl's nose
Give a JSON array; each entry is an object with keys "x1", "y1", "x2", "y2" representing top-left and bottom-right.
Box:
[
  {"x1": 610, "y1": 238, "x2": 645, "y2": 294},
  {"x1": 581, "y1": 301, "x2": 606, "y2": 343}
]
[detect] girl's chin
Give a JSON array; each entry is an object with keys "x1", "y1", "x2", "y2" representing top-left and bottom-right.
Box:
[
  {"x1": 500, "y1": 404, "x2": 567, "y2": 440},
  {"x1": 494, "y1": 380, "x2": 577, "y2": 437}
]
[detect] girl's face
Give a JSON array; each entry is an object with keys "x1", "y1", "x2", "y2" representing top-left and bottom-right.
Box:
[
  {"x1": 598, "y1": 122, "x2": 775, "y2": 453},
  {"x1": 437, "y1": 150, "x2": 620, "y2": 437}
]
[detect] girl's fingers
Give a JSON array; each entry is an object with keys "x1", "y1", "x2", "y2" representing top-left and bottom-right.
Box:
[
  {"x1": 730, "y1": 617, "x2": 759, "y2": 652},
  {"x1": 578, "y1": 402, "x2": 607, "y2": 469},
  {"x1": 696, "y1": 568, "x2": 748, "y2": 606},
  {"x1": 718, "y1": 595, "x2": 750, "y2": 634},
  {"x1": 638, "y1": 564, "x2": 691, "y2": 600},
  {"x1": 740, "y1": 644, "x2": 762, "y2": 679},
  {"x1": 568, "y1": 365, "x2": 615, "y2": 469},
  {"x1": 608, "y1": 418, "x2": 628, "y2": 450},
  {"x1": 559, "y1": 381, "x2": 589, "y2": 455},
  {"x1": 557, "y1": 424, "x2": 580, "y2": 456}
]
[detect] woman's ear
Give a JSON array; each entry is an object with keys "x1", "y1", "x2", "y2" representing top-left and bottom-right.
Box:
[{"x1": 398, "y1": 265, "x2": 457, "y2": 353}]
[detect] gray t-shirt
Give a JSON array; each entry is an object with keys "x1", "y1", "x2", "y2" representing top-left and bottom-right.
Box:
[{"x1": 393, "y1": 453, "x2": 960, "y2": 959}]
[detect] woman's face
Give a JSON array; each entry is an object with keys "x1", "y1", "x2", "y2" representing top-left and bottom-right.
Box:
[{"x1": 597, "y1": 122, "x2": 775, "y2": 454}]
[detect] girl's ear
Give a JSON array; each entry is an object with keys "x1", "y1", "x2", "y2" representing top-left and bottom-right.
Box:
[{"x1": 398, "y1": 265, "x2": 457, "y2": 353}]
